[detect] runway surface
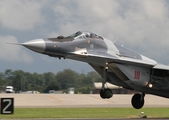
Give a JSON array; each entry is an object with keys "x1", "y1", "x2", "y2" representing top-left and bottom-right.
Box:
[
  {"x1": 0, "y1": 94, "x2": 168, "y2": 120},
  {"x1": 0, "y1": 94, "x2": 169, "y2": 108},
  {"x1": 0, "y1": 118, "x2": 168, "y2": 120}
]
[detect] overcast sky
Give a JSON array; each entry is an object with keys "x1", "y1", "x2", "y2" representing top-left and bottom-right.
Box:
[{"x1": 1, "y1": 0, "x2": 169, "y2": 74}]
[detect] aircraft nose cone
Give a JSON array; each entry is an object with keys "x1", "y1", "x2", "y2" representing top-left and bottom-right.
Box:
[{"x1": 22, "y1": 39, "x2": 46, "y2": 53}]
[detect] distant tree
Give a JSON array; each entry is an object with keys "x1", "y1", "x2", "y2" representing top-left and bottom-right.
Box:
[
  {"x1": 87, "y1": 71, "x2": 102, "y2": 82},
  {"x1": 44, "y1": 81, "x2": 60, "y2": 93},
  {"x1": 32, "y1": 73, "x2": 45, "y2": 92},
  {"x1": 4, "y1": 69, "x2": 13, "y2": 86},
  {"x1": 10, "y1": 70, "x2": 25, "y2": 92},
  {"x1": 4, "y1": 69, "x2": 12, "y2": 78},
  {"x1": 74, "y1": 73, "x2": 85, "y2": 86},
  {"x1": 56, "y1": 69, "x2": 78, "y2": 89},
  {"x1": 76, "y1": 86, "x2": 92, "y2": 94},
  {"x1": 0, "y1": 72, "x2": 6, "y2": 87},
  {"x1": 44, "y1": 72, "x2": 56, "y2": 85},
  {"x1": 0, "y1": 69, "x2": 102, "y2": 94}
]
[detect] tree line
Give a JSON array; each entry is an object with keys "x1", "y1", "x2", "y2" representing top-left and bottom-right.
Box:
[{"x1": 0, "y1": 69, "x2": 102, "y2": 94}]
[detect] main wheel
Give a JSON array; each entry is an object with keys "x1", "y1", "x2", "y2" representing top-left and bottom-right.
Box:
[{"x1": 131, "y1": 94, "x2": 144, "y2": 109}]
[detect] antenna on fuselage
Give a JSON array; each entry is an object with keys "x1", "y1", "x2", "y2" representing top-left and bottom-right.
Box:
[{"x1": 113, "y1": 37, "x2": 118, "y2": 43}]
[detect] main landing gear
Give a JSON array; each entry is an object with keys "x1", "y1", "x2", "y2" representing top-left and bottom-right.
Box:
[
  {"x1": 99, "y1": 63, "x2": 145, "y2": 109},
  {"x1": 131, "y1": 93, "x2": 145, "y2": 109},
  {"x1": 100, "y1": 64, "x2": 113, "y2": 99}
]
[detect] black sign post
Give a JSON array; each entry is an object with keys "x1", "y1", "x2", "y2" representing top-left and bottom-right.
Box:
[{"x1": 0, "y1": 98, "x2": 14, "y2": 114}]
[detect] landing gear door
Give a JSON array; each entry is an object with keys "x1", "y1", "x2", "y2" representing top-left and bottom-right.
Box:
[{"x1": 115, "y1": 64, "x2": 150, "y2": 86}]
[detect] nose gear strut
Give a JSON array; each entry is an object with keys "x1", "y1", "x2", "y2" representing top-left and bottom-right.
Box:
[{"x1": 100, "y1": 63, "x2": 113, "y2": 99}]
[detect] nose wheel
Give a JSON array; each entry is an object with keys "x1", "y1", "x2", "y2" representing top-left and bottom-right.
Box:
[
  {"x1": 100, "y1": 88, "x2": 113, "y2": 99},
  {"x1": 131, "y1": 93, "x2": 145, "y2": 109}
]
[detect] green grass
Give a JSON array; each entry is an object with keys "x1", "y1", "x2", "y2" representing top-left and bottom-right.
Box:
[{"x1": 0, "y1": 108, "x2": 169, "y2": 119}]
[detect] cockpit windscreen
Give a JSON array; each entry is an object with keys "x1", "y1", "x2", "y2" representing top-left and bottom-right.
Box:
[{"x1": 68, "y1": 31, "x2": 104, "y2": 40}]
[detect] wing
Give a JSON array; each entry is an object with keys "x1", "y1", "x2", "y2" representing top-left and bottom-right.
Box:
[
  {"x1": 69, "y1": 49, "x2": 157, "y2": 68},
  {"x1": 153, "y1": 64, "x2": 169, "y2": 70}
]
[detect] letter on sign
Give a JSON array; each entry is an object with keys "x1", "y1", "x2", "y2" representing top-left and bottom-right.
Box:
[{"x1": 1, "y1": 98, "x2": 14, "y2": 114}]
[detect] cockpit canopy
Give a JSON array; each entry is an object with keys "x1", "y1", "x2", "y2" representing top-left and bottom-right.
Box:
[
  {"x1": 68, "y1": 31, "x2": 104, "y2": 40},
  {"x1": 48, "y1": 31, "x2": 104, "y2": 42}
]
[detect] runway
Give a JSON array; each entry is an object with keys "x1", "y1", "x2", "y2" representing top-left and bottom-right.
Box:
[
  {"x1": 0, "y1": 94, "x2": 169, "y2": 108},
  {"x1": 0, "y1": 118, "x2": 167, "y2": 120},
  {"x1": 0, "y1": 94, "x2": 168, "y2": 120}
]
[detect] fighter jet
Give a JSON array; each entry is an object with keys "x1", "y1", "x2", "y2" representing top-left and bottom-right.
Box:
[{"x1": 19, "y1": 31, "x2": 169, "y2": 109}]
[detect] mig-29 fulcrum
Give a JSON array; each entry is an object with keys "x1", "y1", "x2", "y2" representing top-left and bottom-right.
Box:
[{"x1": 10, "y1": 31, "x2": 169, "y2": 109}]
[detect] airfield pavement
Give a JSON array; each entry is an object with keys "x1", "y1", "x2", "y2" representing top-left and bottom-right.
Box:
[
  {"x1": 3, "y1": 118, "x2": 167, "y2": 120},
  {"x1": 0, "y1": 94, "x2": 169, "y2": 108},
  {"x1": 0, "y1": 94, "x2": 169, "y2": 120}
]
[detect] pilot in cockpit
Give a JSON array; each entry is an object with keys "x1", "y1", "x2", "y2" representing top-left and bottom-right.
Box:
[
  {"x1": 85, "y1": 32, "x2": 103, "y2": 40},
  {"x1": 84, "y1": 33, "x2": 90, "y2": 38}
]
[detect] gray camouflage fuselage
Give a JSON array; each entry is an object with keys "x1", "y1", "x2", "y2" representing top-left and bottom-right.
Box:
[{"x1": 22, "y1": 31, "x2": 169, "y2": 98}]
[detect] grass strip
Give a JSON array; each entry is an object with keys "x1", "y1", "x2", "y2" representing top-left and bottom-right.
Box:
[{"x1": 0, "y1": 108, "x2": 169, "y2": 118}]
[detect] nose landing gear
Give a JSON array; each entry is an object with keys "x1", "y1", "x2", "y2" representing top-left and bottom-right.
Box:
[
  {"x1": 100, "y1": 63, "x2": 113, "y2": 99},
  {"x1": 100, "y1": 88, "x2": 113, "y2": 99}
]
